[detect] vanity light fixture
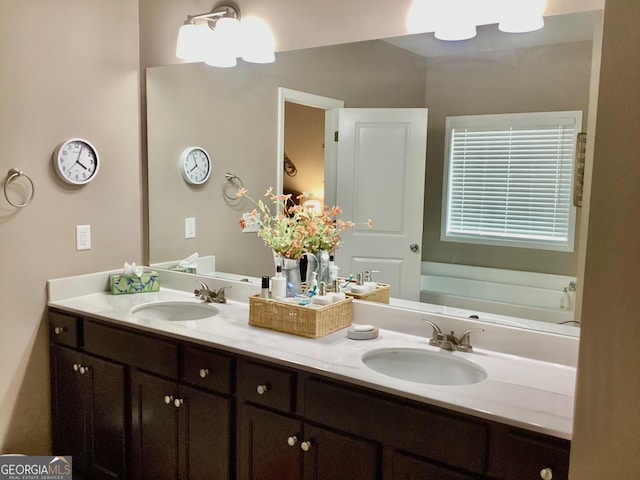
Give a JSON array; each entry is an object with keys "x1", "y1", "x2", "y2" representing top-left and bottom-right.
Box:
[
  {"x1": 176, "y1": 4, "x2": 275, "y2": 67},
  {"x1": 407, "y1": 0, "x2": 547, "y2": 41}
]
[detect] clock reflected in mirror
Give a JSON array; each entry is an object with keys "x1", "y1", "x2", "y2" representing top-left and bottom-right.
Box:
[{"x1": 180, "y1": 146, "x2": 212, "y2": 185}]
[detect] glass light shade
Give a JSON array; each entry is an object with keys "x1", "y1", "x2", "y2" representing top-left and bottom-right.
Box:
[
  {"x1": 176, "y1": 23, "x2": 207, "y2": 62},
  {"x1": 240, "y1": 17, "x2": 276, "y2": 64},
  {"x1": 215, "y1": 17, "x2": 243, "y2": 58},
  {"x1": 499, "y1": 0, "x2": 546, "y2": 33},
  {"x1": 204, "y1": 30, "x2": 237, "y2": 68},
  {"x1": 499, "y1": 15, "x2": 544, "y2": 33},
  {"x1": 434, "y1": 23, "x2": 477, "y2": 41}
]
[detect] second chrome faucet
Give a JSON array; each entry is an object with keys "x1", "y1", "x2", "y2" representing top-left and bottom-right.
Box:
[{"x1": 422, "y1": 319, "x2": 484, "y2": 352}]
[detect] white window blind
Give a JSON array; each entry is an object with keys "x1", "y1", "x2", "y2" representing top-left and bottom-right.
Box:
[{"x1": 442, "y1": 111, "x2": 582, "y2": 251}]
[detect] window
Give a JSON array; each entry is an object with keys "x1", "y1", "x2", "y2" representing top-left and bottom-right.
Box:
[{"x1": 442, "y1": 111, "x2": 582, "y2": 251}]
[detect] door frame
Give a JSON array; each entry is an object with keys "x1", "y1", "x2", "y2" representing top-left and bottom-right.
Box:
[{"x1": 276, "y1": 88, "x2": 344, "y2": 202}]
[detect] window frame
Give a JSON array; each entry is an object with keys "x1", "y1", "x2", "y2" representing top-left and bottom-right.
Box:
[{"x1": 441, "y1": 111, "x2": 582, "y2": 252}]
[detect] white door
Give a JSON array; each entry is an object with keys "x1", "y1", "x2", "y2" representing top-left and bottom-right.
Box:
[{"x1": 333, "y1": 108, "x2": 428, "y2": 301}]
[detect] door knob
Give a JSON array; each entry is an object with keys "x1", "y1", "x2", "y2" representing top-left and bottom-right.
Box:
[
  {"x1": 199, "y1": 368, "x2": 209, "y2": 378},
  {"x1": 174, "y1": 398, "x2": 184, "y2": 408},
  {"x1": 54, "y1": 326, "x2": 67, "y2": 335},
  {"x1": 300, "y1": 440, "x2": 312, "y2": 452},
  {"x1": 164, "y1": 395, "x2": 174, "y2": 405},
  {"x1": 410, "y1": 243, "x2": 420, "y2": 253},
  {"x1": 540, "y1": 467, "x2": 553, "y2": 480},
  {"x1": 287, "y1": 436, "x2": 298, "y2": 447},
  {"x1": 256, "y1": 384, "x2": 269, "y2": 395}
]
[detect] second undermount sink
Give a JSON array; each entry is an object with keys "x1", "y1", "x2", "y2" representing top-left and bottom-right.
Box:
[
  {"x1": 130, "y1": 301, "x2": 220, "y2": 321},
  {"x1": 362, "y1": 347, "x2": 487, "y2": 386}
]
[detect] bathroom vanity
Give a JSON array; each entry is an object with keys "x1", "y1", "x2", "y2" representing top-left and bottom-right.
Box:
[{"x1": 47, "y1": 271, "x2": 575, "y2": 480}]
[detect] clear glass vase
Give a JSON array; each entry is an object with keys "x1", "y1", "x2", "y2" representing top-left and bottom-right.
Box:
[
  {"x1": 281, "y1": 257, "x2": 302, "y2": 297},
  {"x1": 305, "y1": 250, "x2": 331, "y2": 289}
]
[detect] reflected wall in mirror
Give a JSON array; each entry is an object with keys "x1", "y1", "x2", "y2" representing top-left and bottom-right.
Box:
[{"x1": 147, "y1": 11, "x2": 597, "y2": 335}]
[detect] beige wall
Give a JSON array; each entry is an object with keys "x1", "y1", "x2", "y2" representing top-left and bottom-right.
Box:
[
  {"x1": 570, "y1": 0, "x2": 640, "y2": 477},
  {"x1": 0, "y1": 1, "x2": 142, "y2": 453}
]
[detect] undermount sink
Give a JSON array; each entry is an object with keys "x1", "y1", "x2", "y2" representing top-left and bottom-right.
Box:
[
  {"x1": 362, "y1": 348, "x2": 487, "y2": 386},
  {"x1": 130, "y1": 301, "x2": 220, "y2": 321}
]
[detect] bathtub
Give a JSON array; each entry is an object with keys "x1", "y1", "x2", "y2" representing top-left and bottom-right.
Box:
[{"x1": 420, "y1": 262, "x2": 577, "y2": 325}]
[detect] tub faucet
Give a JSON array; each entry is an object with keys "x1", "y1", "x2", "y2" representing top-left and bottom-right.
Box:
[
  {"x1": 421, "y1": 320, "x2": 484, "y2": 352},
  {"x1": 195, "y1": 281, "x2": 230, "y2": 303}
]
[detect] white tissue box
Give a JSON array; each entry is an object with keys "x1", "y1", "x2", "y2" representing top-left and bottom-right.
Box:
[{"x1": 109, "y1": 271, "x2": 160, "y2": 295}]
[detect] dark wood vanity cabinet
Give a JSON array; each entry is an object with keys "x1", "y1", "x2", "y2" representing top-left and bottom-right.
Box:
[
  {"x1": 49, "y1": 345, "x2": 126, "y2": 480},
  {"x1": 48, "y1": 308, "x2": 570, "y2": 480}
]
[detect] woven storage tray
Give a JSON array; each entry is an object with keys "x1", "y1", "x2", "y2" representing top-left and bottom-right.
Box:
[
  {"x1": 248, "y1": 295, "x2": 352, "y2": 338},
  {"x1": 343, "y1": 281, "x2": 390, "y2": 304}
]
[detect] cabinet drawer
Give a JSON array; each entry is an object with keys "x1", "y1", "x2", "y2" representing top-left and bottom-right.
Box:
[
  {"x1": 303, "y1": 377, "x2": 488, "y2": 475},
  {"x1": 84, "y1": 321, "x2": 178, "y2": 378},
  {"x1": 182, "y1": 346, "x2": 233, "y2": 394},
  {"x1": 488, "y1": 425, "x2": 570, "y2": 480},
  {"x1": 238, "y1": 359, "x2": 296, "y2": 413},
  {"x1": 49, "y1": 310, "x2": 81, "y2": 347}
]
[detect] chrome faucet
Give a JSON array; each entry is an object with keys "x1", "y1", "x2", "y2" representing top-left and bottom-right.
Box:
[
  {"x1": 195, "y1": 281, "x2": 230, "y2": 304},
  {"x1": 421, "y1": 320, "x2": 484, "y2": 352}
]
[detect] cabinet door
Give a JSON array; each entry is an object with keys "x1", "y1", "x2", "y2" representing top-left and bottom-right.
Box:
[
  {"x1": 50, "y1": 346, "x2": 86, "y2": 467},
  {"x1": 131, "y1": 370, "x2": 180, "y2": 480},
  {"x1": 50, "y1": 346, "x2": 126, "y2": 480},
  {"x1": 179, "y1": 385, "x2": 231, "y2": 480},
  {"x1": 302, "y1": 424, "x2": 379, "y2": 480},
  {"x1": 82, "y1": 353, "x2": 126, "y2": 480},
  {"x1": 237, "y1": 404, "x2": 302, "y2": 480},
  {"x1": 383, "y1": 449, "x2": 476, "y2": 480}
]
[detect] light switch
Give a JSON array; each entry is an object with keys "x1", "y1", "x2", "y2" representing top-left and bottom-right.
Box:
[{"x1": 185, "y1": 217, "x2": 196, "y2": 239}]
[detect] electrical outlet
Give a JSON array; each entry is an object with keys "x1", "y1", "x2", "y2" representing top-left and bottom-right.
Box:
[
  {"x1": 242, "y1": 212, "x2": 260, "y2": 233},
  {"x1": 185, "y1": 217, "x2": 196, "y2": 239},
  {"x1": 76, "y1": 225, "x2": 91, "y2": 251}
]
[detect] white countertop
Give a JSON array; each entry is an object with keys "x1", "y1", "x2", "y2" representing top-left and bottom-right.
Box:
[{"x1": 47, "y1": 270, "x2": 576, "y2": 440}]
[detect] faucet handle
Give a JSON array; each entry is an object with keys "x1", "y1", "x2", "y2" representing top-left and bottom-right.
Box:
[
  {"x1": 456, "y1": 328, "x2": 484, "y2": 352},
  {"x1": 421, "y1": 319, "x2": 443, "y2": 346},
  {"x1": 216, "y1": 286, "x2": 230, "y2": 302}
]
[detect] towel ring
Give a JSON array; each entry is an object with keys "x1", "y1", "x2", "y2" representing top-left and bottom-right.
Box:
[
  {"x1": 223, "y1": 172, "x2": 245, "y2": 201},
  {"x1": 4, "y1": 168, "x2": 35, "y2": 208}
]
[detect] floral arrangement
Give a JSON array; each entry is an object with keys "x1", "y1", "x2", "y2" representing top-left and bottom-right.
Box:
[{"x1": 237, "y1": 187, "x2": 371, "y2": 259}]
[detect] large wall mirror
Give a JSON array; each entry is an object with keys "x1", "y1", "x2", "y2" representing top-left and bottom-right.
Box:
[{"x1": 147, "y1": 11, "x2": 599, "y2": 336}]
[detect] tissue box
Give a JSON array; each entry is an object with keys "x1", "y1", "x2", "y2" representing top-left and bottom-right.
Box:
[{"x1": 109, "y1": 271, "x2": 160, "y2": 295}]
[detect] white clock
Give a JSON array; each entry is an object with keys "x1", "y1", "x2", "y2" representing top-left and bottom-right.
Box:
[
  {"x1": 180, "y1": 147, "x2": 212, "y2": 185},
  {"x1": 53, "y1": 138, "x2": 100, "y2": 185}
]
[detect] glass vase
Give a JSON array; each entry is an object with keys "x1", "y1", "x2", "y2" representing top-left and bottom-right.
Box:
[
  {"x1": 281, "y1": 257, "x2": 302, "y2": 297},
  {"x1": 305, "y1": 250, "x2": 331, "y2": 289}
]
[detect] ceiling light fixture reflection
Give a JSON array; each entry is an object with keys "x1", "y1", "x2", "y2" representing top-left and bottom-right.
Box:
[
  {"x1": 176, "y1": 4, "x2": 275, "y2": 67},
  {"x1": 407, "y1": 0, "x2": 548, "y2": 41}
]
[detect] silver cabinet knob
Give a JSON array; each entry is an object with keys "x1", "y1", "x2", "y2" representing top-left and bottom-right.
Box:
[
  {"x1": 540, "y1": 467, "x2": 553, "y2": 480},
  {"x1": 410, "y1": 243, "x2": 420, "y2": 253},
  {"x1": 163, "y1": 395, "x2": 174, "y2": 405},
  {"x1": 287, "y1": 436, "x2": 298, "y2": 447},
  {"x1": 174, "y1": 398, "x2": 184, "y2": 408},
  {"x1": 256, "y1": 384, "x2": 269, "y2": 395},
  {"x1": 300, "y1": 440, "x2": 312, "y2": 452},
  {"x1": 79, "y1": 365, "x2": 89, "y2": 375},
  {"x1": 54, "y1": 326, "x2": 67, "y2": 335},
  {"x1": 72, "y1": 363, "x2": 79, "y2": 372},
  {"x1": 199, "y1": 368, "x2": 210, "y2": 378}
]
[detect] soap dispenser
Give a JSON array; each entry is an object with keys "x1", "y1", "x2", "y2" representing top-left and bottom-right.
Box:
[
  {"x1": 363, "y1": 269, "x2": 379, "y2": 292},
  {"x1": 350, "y1": 272, "x2": 370, "y2": 294}
]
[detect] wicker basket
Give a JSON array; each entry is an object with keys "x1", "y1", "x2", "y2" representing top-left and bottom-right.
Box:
[
  {"x1": 343, "y1": 282, "x2": 390, "y2": 304},
  {"x1": 248, "y1": 295, "x2": 352, "y2": 338}
]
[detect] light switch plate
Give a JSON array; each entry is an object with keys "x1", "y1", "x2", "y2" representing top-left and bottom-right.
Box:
[{"x1": 185, "y1": 217, "x2": 196, "y2": 239}]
